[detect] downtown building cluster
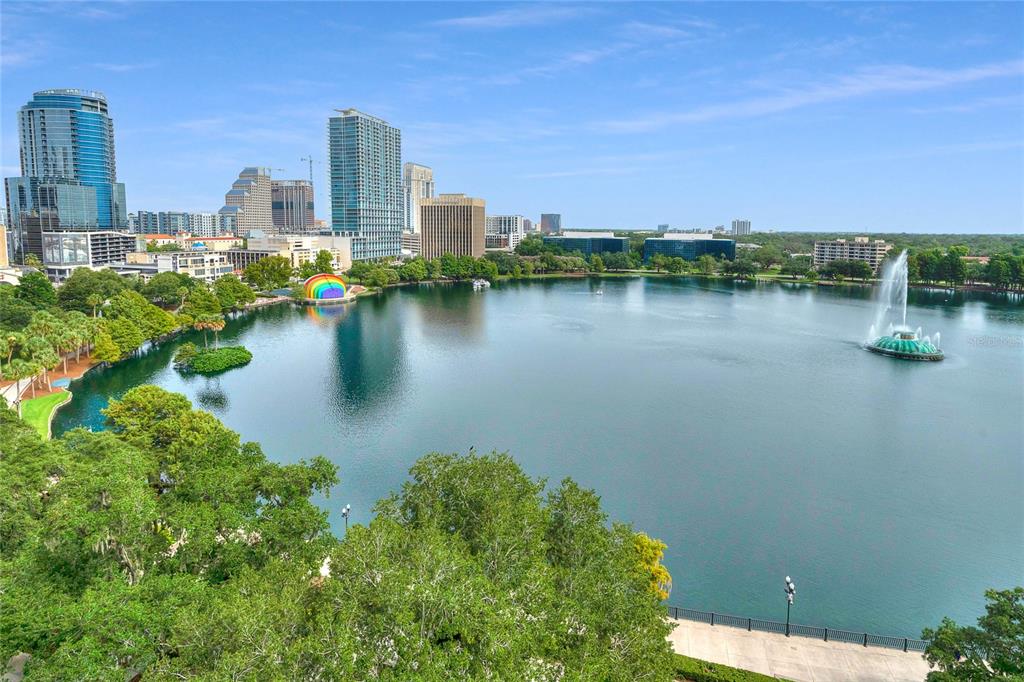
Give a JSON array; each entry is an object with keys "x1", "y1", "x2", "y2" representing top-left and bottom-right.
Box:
[
  {"x1": 327, "y1": 108, "x2": 547, "y2": 263},
  {"x1": 1, "y1": 93, "x2": 562, "y2": 282}
]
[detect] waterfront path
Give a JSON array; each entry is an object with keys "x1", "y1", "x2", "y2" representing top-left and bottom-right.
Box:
[{"x1": 669, "y1": 618, "x2": 931, "y2": 681}]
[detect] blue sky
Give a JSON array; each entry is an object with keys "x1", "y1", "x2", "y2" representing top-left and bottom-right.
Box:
[{"x1": 2, "y1": 2, "x2": 1022, "y2": 233}]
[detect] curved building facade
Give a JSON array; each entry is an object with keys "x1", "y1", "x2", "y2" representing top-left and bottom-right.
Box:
[{"x1": 15, "y1": 89, "x2": 126, "y2": 229}]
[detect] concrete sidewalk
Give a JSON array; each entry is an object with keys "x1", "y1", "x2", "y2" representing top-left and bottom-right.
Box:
[{"x1": 669, "y1": 618, "x2": 932, "y2": 681}]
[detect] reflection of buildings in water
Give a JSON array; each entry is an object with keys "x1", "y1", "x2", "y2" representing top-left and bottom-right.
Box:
[
  {"x1": 331, "y1": 294, "x2": 407, "y2": 415},
  {"x1": 408, "y1": 282, "x2": 486, "y2": 342}
]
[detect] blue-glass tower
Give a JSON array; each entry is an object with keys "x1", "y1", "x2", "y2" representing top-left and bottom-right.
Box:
[
  {"x1": 328, "y1": 109, "x2": 402, "y2": 260},
  {"x1": 13, "y1": 89, "x2": 126, "y2": 229}
]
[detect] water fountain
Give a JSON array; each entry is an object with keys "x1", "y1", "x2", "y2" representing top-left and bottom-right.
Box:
[{"x1": 865, "y1": 251, "x2": 944, "y2": 361}]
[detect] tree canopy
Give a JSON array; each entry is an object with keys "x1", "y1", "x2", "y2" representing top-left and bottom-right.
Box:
[
  {"x1": 922, "y1": 588, "x2": 1024, "y2": 681},
  {"x1": 243, "y1": 255, "x2": 294, "y2": 291},
  {"x1": 0, "y1": 388, "x2": 676, "y2": 680}
]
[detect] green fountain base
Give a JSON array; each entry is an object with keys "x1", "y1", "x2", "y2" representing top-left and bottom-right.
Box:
[{"x1": 867, "y1": 329, "x2": 944, "y2": 361}]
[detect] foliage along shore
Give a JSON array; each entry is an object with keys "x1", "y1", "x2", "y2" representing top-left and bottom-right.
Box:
[
  {"x1": 331, "y1": 235, "x2": 1023, "y2": 294},
  {"x1": 1, "y1": 385, "x2": 677, "y2": 679},
  {"x1": 1, "y1": 267, "x2": 259, "y2": 394}
]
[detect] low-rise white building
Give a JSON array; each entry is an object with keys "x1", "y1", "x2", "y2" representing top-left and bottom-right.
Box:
[
  {"x1": 813, "y1": 237, "x2": 892, "y2": 273},
  {"x1": 247, "y1": 233, "x2": 352, "y2": 272},
  {"x1": 122, "y1": 250, "x2": 234, "y2": 283}
]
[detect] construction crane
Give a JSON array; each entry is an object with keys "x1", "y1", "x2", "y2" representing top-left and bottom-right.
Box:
[{"x1": 299, "y1": 156, "x2": 322, "y2": 184}]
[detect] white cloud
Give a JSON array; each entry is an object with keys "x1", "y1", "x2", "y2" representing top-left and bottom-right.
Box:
[
  {"x1": 620, "y1": 21, "x2": 693, "y2": 40},
  {"x1": 594, "y1": 59, "x2": 1024, "y2": 132},
  {"x1": 92, "y1": 61, "x2": 158, "y2": 72},
  {"x1": 908, "y1": 94, "x2": 1023, "y2": 114},
  {"x1": 433, "y1": 5, "x2": 589, "y2": 29}
]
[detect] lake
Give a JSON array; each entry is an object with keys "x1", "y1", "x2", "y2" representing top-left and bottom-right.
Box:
[{"x1": 54, "y1": 277, "x2": 1024, "y2": 636}]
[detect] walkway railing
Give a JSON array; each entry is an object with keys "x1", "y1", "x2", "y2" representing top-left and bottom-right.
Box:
[{"x1": 667, "y1": 606, "x2": 928, "y2": 653}]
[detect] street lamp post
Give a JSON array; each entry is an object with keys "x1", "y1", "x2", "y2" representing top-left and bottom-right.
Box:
[
  {"x1": 341, "y1": 503, "x2": 351, "y2": 532},
  {"x1": 784, "y1": 576, "x2": 796, "y2": 636}
]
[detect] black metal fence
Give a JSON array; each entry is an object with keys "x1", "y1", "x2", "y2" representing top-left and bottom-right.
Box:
[{"x1": 667, "y1": 606, "x2": 928, "y2": 653}]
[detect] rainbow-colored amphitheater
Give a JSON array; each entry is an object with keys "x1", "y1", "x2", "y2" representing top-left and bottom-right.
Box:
[{"x1": 303, "y1": 273, "x2": 348, "y2": 301}]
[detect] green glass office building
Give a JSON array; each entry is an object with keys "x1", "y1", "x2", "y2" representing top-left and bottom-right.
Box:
[{"x1": 643, "y1": 236, "x2": 736, "y2": 262}]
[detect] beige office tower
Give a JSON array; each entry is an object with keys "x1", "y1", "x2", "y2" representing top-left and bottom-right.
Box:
[
  {"x1": 419, "y1": 194, "x2": 485, "y2": 260},
  {"x1": 403, "y1": 162, "x2": 434, "y2": 234},
  {"x1": 219, "y1": 167, "x2": 272, "y2": 235},
  {"x1": 0, "y1": 225, "x2": 8, "y2": 267}
]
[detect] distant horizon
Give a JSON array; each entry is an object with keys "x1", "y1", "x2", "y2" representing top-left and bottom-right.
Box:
[
  {"x1": 2, "y1": 2, "x2": 1022, "y2": 234},
  {"x1": 570, "y1": 227, "x2": 1024, "y2": 235}
]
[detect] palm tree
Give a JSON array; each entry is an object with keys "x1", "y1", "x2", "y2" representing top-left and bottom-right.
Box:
[
  {"x1": 56, "y1": 328, "x2": 78, "y2": 374},
  {"x1": 176, "y1": 286, "x2": 189, "y2": 311},
  {"x1": 209, "y1": 315, "x2": 226, "y2": 349},
  {"x1": 86, "y1": 293, "x2": 104, "y2": 318},
  {"x1": 20, "y1": 360, "x2": 41, "y2": 399},
  {"x1": 25, "y1": 337, "x2": 59, "y2": 392},
  {"x1": 5, "y1": 359, "x2": 34, "y2": 414},
  {"x1": 193, "y1": 315, "x2": 216, "y2": 349},
  {"x1": 2, "y1": 331, "x2": 24, "y2": 371},
  {"x1": 64, "y1": 312, "x2": 90, "y2": 363}
]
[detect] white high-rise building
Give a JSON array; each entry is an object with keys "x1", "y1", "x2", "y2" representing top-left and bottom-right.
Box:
[
  {"x1": 220, "y1": 167, "x2": 272, "y2": 236},
  {"x1": 731, "y1": 219, "x2": 752, "y2": 236},
  {"x1": 187, "y1": 212, "x2": 219, "y2": 238},
  {"x1": 403, "y1": 162, "x2": 434, "y2": 234},
  {"x1": 485, "y1": 214, "x2": 526, "y2": 250},
  {"x1": 329, "y1": 109, "x2": 403, "y2": 260}
]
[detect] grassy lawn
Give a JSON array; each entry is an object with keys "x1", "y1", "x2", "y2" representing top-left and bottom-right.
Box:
[
  {"x1": 675, "y1": 654, "x2": 783, "y2": 682},
  {"x1": 21, "y1": 391, "x2": 70, "y2": 440}
]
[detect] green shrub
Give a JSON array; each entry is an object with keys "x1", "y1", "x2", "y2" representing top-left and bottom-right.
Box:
[
  {"x1": 173, "y1": 342, "x2": 199, "y2": 368},
  {"x1": 181, "y1": 346, "x2": 252, "y2": 374},
  {"x1": 674, "y1": 654, "x2": 781, "y2": 682}
]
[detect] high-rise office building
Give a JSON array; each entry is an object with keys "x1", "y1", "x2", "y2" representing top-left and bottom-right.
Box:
[
  {"x1": 420, "y1": 194, "x2": 485, "y2": 260},
  {"x1": 5, "y1": 89, "x2": 129, "y2": 265},
  {"x1": 403, "y1": 162, "x2": 434, "y2": 234},
  {"x1": 540, "y1": 213, "x2": 562, "y2": 234},
  {"x1": 219, "y1": 167, "x2": 272, "y2": 236},
  {"x1": 271, "y1": 179, "x2": 315, "y2": 234},
  {"x1": 12, "y1": 89, "x2": 126, "y2": 228},
  {"x1": 329, "y1": 109, "x2": 403, "y2": 260},
  {"x1": 485, "y1": 214, "x2": 526, "y2": 251},
  {"x1": 731, "y1": 219, "x2": 752, "y2": 236}
]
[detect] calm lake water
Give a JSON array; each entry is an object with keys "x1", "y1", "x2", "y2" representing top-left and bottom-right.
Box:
[{"x1": 54, "y1": 277, "x2": 1024, "y2": 636}]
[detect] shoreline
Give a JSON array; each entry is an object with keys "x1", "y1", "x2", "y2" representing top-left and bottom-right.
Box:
[{"x1": 349, "y1": 269, "x2": 1020, "y2": 295}]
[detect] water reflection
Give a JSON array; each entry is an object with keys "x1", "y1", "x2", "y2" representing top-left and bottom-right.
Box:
[
  {"x1": 307, "y1": 303, "x2": 352, "y2": 324},
  {"x1": 195, "y1": 381, "x2": 229, "y2": 412},
  {"x1": 331, "y1": 293, "x2": 407, "y2": 417},
  {"x1": 405, "y1": 282, "x2": 486, "y2": 341}
]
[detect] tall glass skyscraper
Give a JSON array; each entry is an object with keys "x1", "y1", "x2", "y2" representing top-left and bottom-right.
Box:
[
  {"x1": 328, "y1": 109, "x2": 402, "y2": 260},
  {"x1": 4, "y1": 89, "x2": 129, "y2": 269},
  {"x1": 14, "y1": 89, "x2": 126, "y2": 229}
]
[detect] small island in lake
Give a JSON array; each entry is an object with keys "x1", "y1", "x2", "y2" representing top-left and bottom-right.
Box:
[{"x1": 173, "y1": 343, "x2": 253, "y2": 374}]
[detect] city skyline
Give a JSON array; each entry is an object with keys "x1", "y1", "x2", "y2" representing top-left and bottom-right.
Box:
[{"x1": 1, "y1": 2, "x2": 1022, "y2": 233}]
